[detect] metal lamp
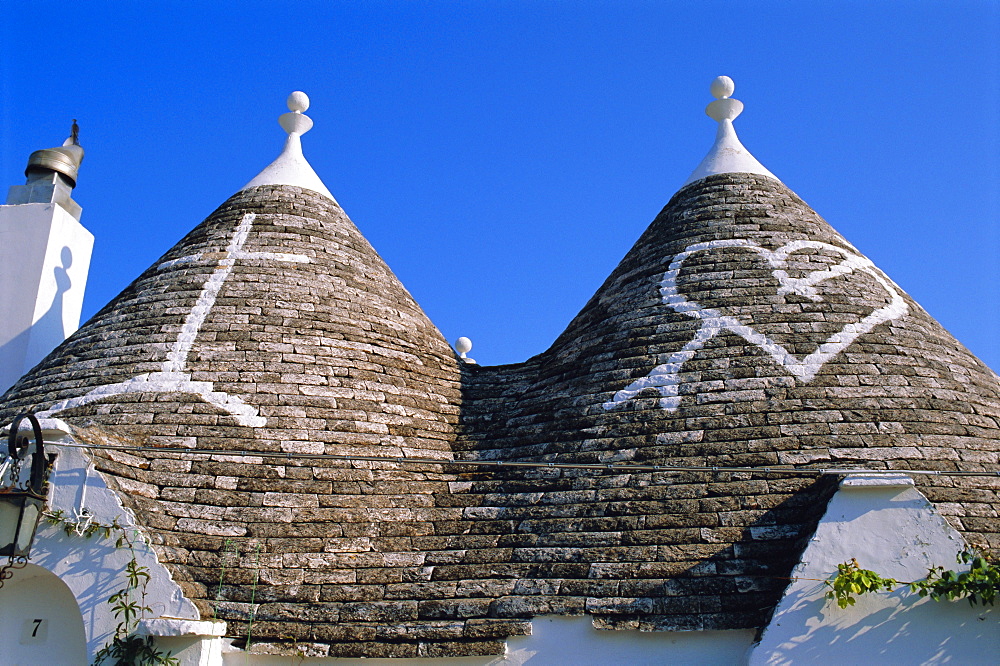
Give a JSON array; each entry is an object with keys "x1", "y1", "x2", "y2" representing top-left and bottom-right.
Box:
[{"x1": 0, "y1": 413, "x2": 47, "y2": 587}]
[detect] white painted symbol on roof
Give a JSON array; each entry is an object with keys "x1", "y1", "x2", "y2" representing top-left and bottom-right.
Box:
[
  {"x1": 603, "y1": 239, "x2": 909, "y2": 412},
  {"x1": 37, "y1": 213, "x2": 311, "y2": 427}
]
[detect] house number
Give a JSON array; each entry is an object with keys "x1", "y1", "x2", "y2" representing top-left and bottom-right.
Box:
[{"x1": 20, "y1": 618, "x2": 47, "y2": 644}]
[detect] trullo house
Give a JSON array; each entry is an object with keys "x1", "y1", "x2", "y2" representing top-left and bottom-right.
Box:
[{"x1": 0, "y1": 78, "x2": 995, "y2": 664}]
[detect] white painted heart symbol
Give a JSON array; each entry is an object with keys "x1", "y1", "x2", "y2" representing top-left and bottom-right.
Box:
[{"x1": 603, "y1": 239, "x2": 908, "y2": 411}]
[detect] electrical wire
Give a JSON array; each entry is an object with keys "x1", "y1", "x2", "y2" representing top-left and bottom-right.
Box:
[{"x1": 41, "y1": 440, "x2": 1000, "y2": 478}]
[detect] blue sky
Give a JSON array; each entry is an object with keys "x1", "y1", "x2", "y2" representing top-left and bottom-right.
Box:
[{"x1": 2, "y1": 2, "x2": 998, "y2": 368}]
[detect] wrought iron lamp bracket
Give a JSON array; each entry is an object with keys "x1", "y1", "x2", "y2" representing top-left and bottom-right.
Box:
[{"x1": 0, "y1": 413, "x2": 47, "y2": 588}]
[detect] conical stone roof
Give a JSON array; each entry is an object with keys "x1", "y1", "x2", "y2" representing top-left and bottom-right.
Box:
[
  {"x1": 4, "y1": 83, "x2": 998, "y2": 655},
  {"x1": 0, "y1": 183, "x2": 494, "y2": 656},
  {"x1": 457, "y1": 171, "x2": 1000, "y2": 631},
  {"x1": 3, "y1": 184, "x2": 461, "y2": 454}
]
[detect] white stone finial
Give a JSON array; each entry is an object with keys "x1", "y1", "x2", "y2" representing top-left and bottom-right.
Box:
[
  {"x1": 710, "y1": 75, "x2": 735, "y2": 100},
  {"x1": 287, "y1": 91, "x2": 310, "y2": 113},
  {"x1": 241, "y1": 91, "x2": 336, "y2": 201},
  {"x1": 455, "y1": 337, "x2": 477, "y2": 364},
  {"x1": 706, "y1": 76, "x2": 743, "y2": 122},
  {"x1": 680, "y1": 76, "x2": 778, "y2": 187},
  {"x1": 279, "y1": 92, "x2": 314, "y2": 136}
]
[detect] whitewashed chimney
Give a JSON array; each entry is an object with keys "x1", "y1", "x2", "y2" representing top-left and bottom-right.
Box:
[{"x1": 0, "y1": 122, "x2": 94, "y2": 391}]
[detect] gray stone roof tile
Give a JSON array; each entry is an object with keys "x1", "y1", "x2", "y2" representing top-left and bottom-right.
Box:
[
  {"x1": 456, "y1": 172, "x2": 1000, "y2": 633},
  {"x1": 2, "y1": 173, "x2": 998, "y2": 657}
]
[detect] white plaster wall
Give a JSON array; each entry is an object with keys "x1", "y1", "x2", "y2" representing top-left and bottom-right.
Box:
[
  {"x1": 751, "y1": 474, "x2": 999, "y2": 665},
  {"x1": 140, "y1": 618, "x2": 227, "y2": 666},
  {"x1": 26, "y1": 204, "x2": 94, "y2": 372},
  {"x1": 0, "y1": 202, "x2": 93, "y2": 391},
  {"x1": 0, "y1": 204, "x2": 49, "y2": 388},
  {"x1": 0, "y1": 563, "x2": 88, "y2": 665},
  {"x1": 28, "y1": 435, "x2": 200, "y2": 659},
  {"x1": 222, "y1": 616, "x2": 755, "y2": 665}
]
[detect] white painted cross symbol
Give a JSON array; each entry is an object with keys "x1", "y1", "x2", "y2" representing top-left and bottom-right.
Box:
[{"x1": 38, "y1": 213, "x2": 310, "y2": 427}]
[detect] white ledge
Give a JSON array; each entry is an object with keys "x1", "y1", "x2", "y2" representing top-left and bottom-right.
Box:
[
  {"x1": 840, "y1": 473, "x2": 915, "y2": 488},
  {"x1": 138, "y1": 618, "x2": 227, "y2": 638}
]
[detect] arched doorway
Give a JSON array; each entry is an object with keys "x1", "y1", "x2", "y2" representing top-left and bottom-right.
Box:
[{"x1": 0, "y1": 563, "x2": 87, "y2": 664}]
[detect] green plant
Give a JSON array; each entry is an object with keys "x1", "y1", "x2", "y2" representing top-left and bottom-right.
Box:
[
  {"x1": 917, "y1": 550, "x2": 999, "y2": 605},
  {"x1": 93, "y1": 633, "x2": 175, "y2": 666},
  {"x1": 246, "y1": 542, "x2": 262, "y2": 652},
  {"x1": 826, "y1": 549, "x2": 1000, "y2": 609},
  {"x1": 825, "y1": 558, "x2": 899, "y2": 608},
  {"x1": 277, "y1": 632, "x2": 310, "y2": 665},
  {"x1": 213, "y1": 538, "x2": 239, "y2": 621},
  {"x1": 44, "y1": 507, "x2": 116, "y2": 540},
  {"x1": 44, "y1": 510, "x2": 178, "y2": 665}
]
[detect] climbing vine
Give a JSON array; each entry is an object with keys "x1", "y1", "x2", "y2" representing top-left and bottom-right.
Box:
[
  {"x1": 826, "y1": 549, "x2": 1000, "y2": 609},
  {"x1": 44, "y1": 509, "x2": 178, "y2": 666}
]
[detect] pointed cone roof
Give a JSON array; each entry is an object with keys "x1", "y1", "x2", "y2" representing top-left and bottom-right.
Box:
[
  {"x1": 2, "y1": 183, "x2": 460, "y2": 451},
  {"x1": 3, "y1": 83, "x2": 997, "y2": 653},
  {"x1": 459, "y1": 79, "x2": 1000, "y2": 632},
  {"x1": 0, "y1": 96, "x2": 480, "y2": 655},
  {"x1": 3, "y1": 92, "x2": 459, "y2": 452}
]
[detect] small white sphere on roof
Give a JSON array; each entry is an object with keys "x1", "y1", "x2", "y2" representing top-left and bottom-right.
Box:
[
  {"x1": 710, "y1": 76, "x2": 735, "y2": 100},
  {"x1": 455, "y1": 337, "x2": 473, "y2": 355},
  {"x1": 287, "y1": 91, "x2": 310, "y2": 113}
]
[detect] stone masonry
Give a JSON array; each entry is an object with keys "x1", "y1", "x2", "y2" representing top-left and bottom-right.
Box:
[{"x1": 1, "y1": 174, "x2": 997, "y2": 657}]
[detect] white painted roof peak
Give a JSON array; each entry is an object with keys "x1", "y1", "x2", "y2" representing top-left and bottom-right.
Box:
[
  {"x1": 680, "y1": 76, "x2": 779, "y2": 188},
  {"x1": 242, "y1": 91, "x2": 337, "y2": 202}
]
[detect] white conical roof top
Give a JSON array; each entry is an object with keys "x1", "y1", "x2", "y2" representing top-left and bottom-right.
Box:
[
  {"x1": 242, "y1": 91, "x2": 336, "y2": 202},
  {"x1": 681, "y1": 76, "x2": 778, "y2": 187}
]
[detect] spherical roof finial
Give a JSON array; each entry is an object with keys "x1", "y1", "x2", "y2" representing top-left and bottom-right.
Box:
[
  {"x1": 287, "y1": 91, "x2": 310, "y2": 113},
  {"x1": 710, "y1": 76, "x2": 736, "y2": 100},
  {"x1": 455, "y1": 337, "x2": 478, "y2": 364},
  {"x1": 682, "y1": 75, "x2": 777, "y2": 186},
  {"x1": 279, "y1": 91, "x2": 314, "y2": 136},
  {"x1": 706, "y1": 76, "x2": 743, "y2": 123}
]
